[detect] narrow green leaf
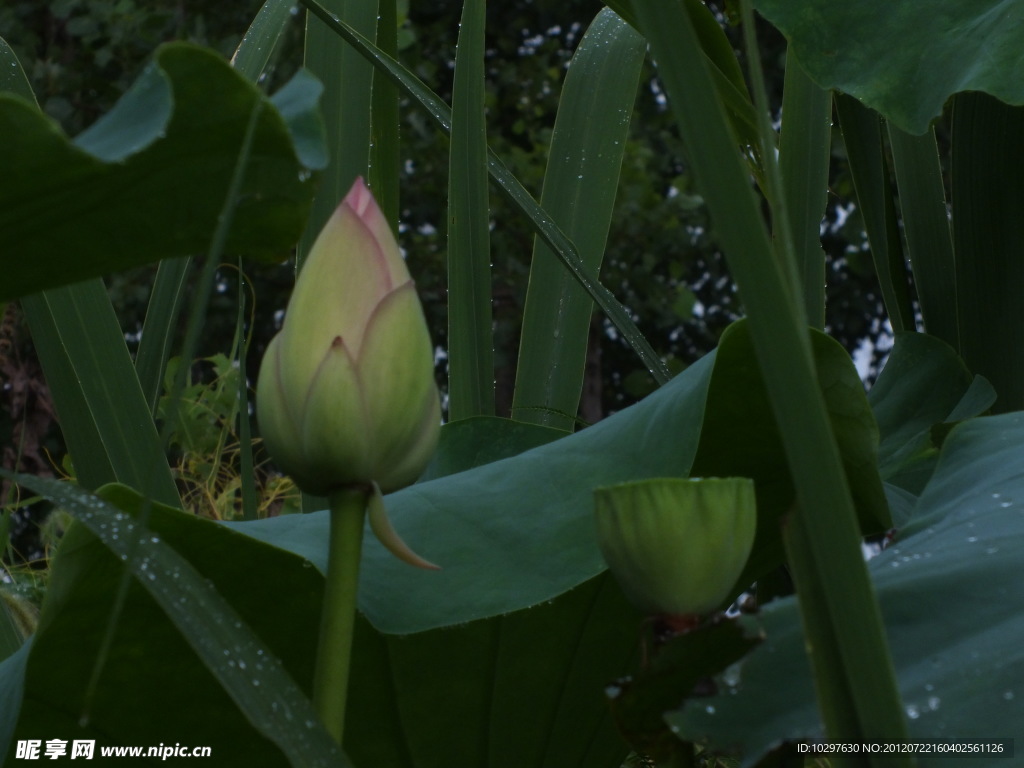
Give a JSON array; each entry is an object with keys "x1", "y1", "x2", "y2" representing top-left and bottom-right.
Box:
[
  {"x1": 5, "y1": 477, "x2": 348, "y2": 767},
  {"x1": 0, "y1": 37, "x2": 35, "y2": 103},
  {"x1": 512, "y1": 8, "x2": 646, "y2": 431},
  {"x1": 18, "y1": 296, "x2": 114, "y2": 490},
  {"x1": 632, "y1": 0, "x2": 909, "y2": 754},
  {"x1": 888, "y1": 124, "x2": 958, "y2": 350},
  {"x1": 951, "y1": 92, "x2": 1024, "y2": 412},
  {"x1": 778, "y1": 51, "x2": 831, "y2": 329},
  {"x1": 0, "y1": 45, "x2": 325, "y2": 302},
  {"x1": 297, "y1": 0, "x2": 670, "y2": 384},
  {"x1": 231, "y1": 0, "x2": 299, "y2": 82},
  {"x1": 21, "y1": 283, "x2": 179, "y2": 506},
  {"x1": 447, "y1": 0, "x2": 494, "y2": 421},
  {"x1": 136, "y1": 257, "x2": 191, "y2": 415},
  {"x1": 834, "y1": 94, "x2": 914, "y2": 332},
  {"x1": 300, "y1": 0, "x2": 378, "y2": 268}
]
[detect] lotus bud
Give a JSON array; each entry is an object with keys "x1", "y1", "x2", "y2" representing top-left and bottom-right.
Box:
[
  {"x1": 594, "y1": 477, "x2": 756, "y2": 617},
  {"x1": 257, "y1": 177, "x2": 440, "y2": 498}
]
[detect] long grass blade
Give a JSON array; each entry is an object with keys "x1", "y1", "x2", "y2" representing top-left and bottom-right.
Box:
[
  {"x1": 834, "y1": 94, "x2": 914, "y2": 333},
  {"x1": 0, "y1": 38, "x2": 34, "y2": 101},
  {"x1": 951, "y1": 92, "x2": 1024, "y2": 412},
  {"x1": 631, "y1": 0, "x2": 910, "y2": 755},
  {"x1": 511, "y1": 8, "x2": 646, "y2": 430},
  {"x1": 300, "y1": 0, "x2": 378, "y2": 268},
  {"x1": 296, "y1": 0, "x2": 670, "y2": 384},
  {"x1": 135, "y1": 256, "x2": 190, "y2": 415},
  {"x1": 231, "y1": 0, "x2": 299, "y2": 82},
  {"x1": 888, "y1": 124, "x2": 957, "y2": 350},
  {"x1": 778, "y1": 51, "x2": 831, "y2": 329},
  {"x1": 22, "y1": 284, "x2": 179, "y2": 507},
  {"x1": 445, "y1": 0, "x2": 494, "y2": 421}
]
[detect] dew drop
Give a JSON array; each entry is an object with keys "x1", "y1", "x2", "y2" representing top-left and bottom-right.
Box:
[
  {"x1": 705, "y1": 705, "x2": 716, "y2": 715},
  {"x1": 1003, "y1": 690, "x2": 1015, "y2": 701},
  {"x1": 906, "y1": 704, "x2": 920, "y2": 719}
]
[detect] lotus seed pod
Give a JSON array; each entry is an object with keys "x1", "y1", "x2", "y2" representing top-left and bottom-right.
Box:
[{"x1": 594, "y1": 477, "x2": 756, "y2": 616}]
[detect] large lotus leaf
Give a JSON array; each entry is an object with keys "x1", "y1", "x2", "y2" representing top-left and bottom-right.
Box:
[
  {"x1": 4, "y1": 485, "x2": 339, "y2": 767},
  {"x1": 2, "y1": 480, "x2": 638, "y2": 767},
  {"x1": 666, "y1": 412, "x2": 1024, "y2": 765},
  {"x1": 417, "y1": 416, "x2": 567, "y2": 483},
  {"x1": 0, "y1": 42, "x2": 326, "y2": 301},
  {"x1": 752, "y1": 0, "x2": 1024, "y2": 135},
  {"x1": 235, "y1": 319, "x2": 886, "y2": 635},
  {"x1": 345, "y1": 574, "x2": 639, "y2": 768},
  {"x1": 691, "y1": 321, "x2": 889, "y2": 590},
  {"x1": 234, "y1": 348, "x2": 713, "y2": 634},
  {"x1": 869, "y1": 332, "x2": 996, "y2": 497}
]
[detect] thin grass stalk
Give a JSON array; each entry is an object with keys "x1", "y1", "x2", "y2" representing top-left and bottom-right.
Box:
[
  {"x1": 833, "y1": 94, "x2": 914, "y2": 333},
  {"x1": 446, "y1": 0, "x2": 494, "y2": 421},
  {"x1": 950, "y1": 93, "x2": 1024, "y2": 412},
  {"x1": 888, "y1": 124, "x2": 957, "y2": 349},
  {"x1": 512, "y1": 9, "x2": 646, "y2": 431},
  {"x1": 778, "y1": 51, "x2": 831, "y2": 329},
  {"x1": 230, "y1": 0, "x2": 298, "y2": 81},
  {"x1": 237, "y1": 259, "x2": 259, "y2": 521}
]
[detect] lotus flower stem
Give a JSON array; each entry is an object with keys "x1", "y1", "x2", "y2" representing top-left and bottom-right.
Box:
[{"x1": 313, "y1": 485, "x2": 370, "y2": 744}]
